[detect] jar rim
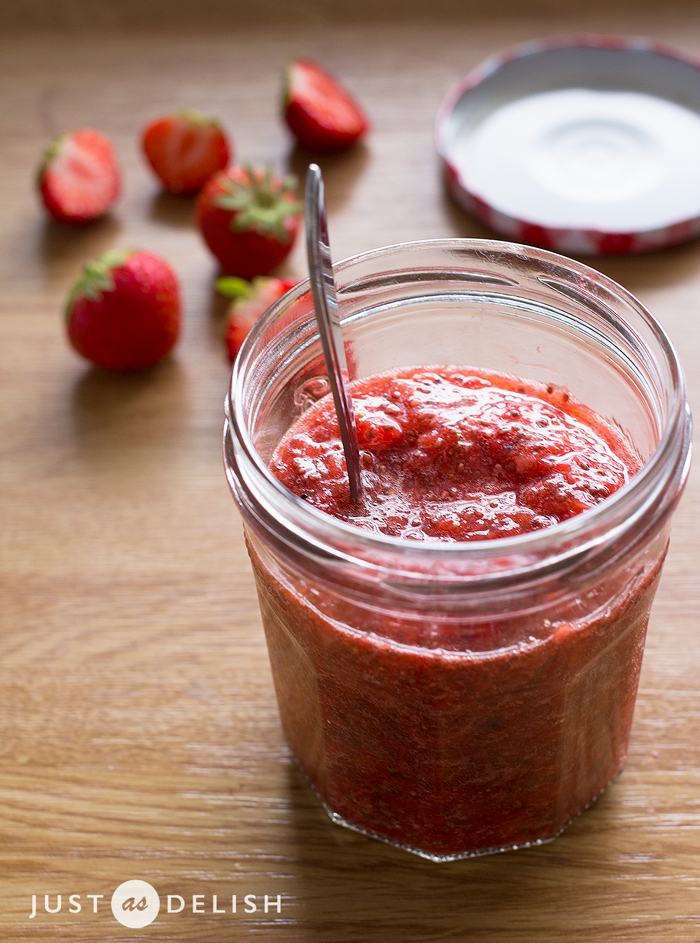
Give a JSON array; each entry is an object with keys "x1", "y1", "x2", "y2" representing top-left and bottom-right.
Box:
[{"x1": 226, "y1": 238, "x2": 691, "y2": 577}]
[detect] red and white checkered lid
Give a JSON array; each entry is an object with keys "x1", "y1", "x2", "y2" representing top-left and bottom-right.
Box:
[{"x1": 436, "y1": 35, "x2": 700, "y2": 255}]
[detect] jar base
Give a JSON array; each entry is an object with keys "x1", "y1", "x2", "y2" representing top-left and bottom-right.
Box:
[{"x1": 315, "y1": 771, "x2": 622, "y2": 862}]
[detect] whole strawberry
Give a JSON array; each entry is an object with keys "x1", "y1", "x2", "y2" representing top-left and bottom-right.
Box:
[
  {"x1": 142, "y1": 110, "x2": 231, "y2": 195},
  {"x1": 196, "y1": 165, "x2": 302, "y2": 279},
  {"x1": 217, "y1": 275, "x2": 299, "y2": 362},
  {"x1": 66, "y1": 249, "x2": 181, "y2": 371},
  {"x1": 283, "y1": 59, "x2": 369, "y2": 152},
  {"x1": 38, "y1": 128, "x2": 121, "y2": 224}
]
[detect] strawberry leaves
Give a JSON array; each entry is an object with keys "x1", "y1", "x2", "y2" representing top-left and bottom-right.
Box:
[{"x1": 213, "y1": 166, "x2": 302, "y2": 243}]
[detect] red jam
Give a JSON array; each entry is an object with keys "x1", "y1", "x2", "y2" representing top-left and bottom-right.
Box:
[
  {"x1": 270, "y1": 367, "x2": 639, "y2": 539},
  {"x1": 251, "y1": 367, "x2": 657, "y2": 858}
]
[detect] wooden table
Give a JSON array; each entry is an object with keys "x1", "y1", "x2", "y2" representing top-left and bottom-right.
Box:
[{"x1": 2, "y1": 3, "x2": 700, "y2": 940}]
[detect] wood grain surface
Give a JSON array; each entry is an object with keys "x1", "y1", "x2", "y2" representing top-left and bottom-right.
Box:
[{"x1": 1, "y1": 3, "x2": 700, "y2": 941}]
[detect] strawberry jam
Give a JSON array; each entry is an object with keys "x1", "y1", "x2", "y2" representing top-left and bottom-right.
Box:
[
  {"x1": 251, "y1": 367, "x2": 658, "y2": 859},
  {"x1": 270, "y1": 367, "x2": 639, "y2": 541}
]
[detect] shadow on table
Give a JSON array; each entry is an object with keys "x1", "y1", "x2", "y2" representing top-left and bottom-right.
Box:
[
  {"x1": 285, "y1": 141, "x2": 371, "y2": 216},
  {"x1": 38, "y1": 213, "x2": 122, "y2": 284},
  {"x1": 206, "y1": 275, "x2": 232, "y2": 349},
  {"x1": 282, "y1": 762, "x2": 625, "y2": 942},
  {"x1": 148, "y1": 190, "x2": 198, "y2": 228},
  {"x1": 69, "y1": 357, "x2": 191, "y2": 470},
  {"x1": 591, "y1": 238, "x2": 700, "y2": 296}
]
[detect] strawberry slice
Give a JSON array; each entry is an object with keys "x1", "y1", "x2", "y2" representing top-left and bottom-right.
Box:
[
  {"x1": 217, "y1": 275, "x2": 299, "y2": 362},
  {"x1": 38, "y1": 128, "x2": 121, "y2": 224},
  {"x1": 142, "y1": 110, "x2": 231, "y2": 195},
  {"x1": 283, "y1": 59, "x2": 369, "y2": 152}
]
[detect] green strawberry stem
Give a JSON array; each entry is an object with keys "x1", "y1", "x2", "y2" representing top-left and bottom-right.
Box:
[
  {"x1": 214, "y1": 166, "x2": 302, "y2": 242},
  {"x1": 65, "y1": 248, "x2": 135, "y2": 314},
  {"x1": 215, "y1": 276, "x2": 252, "y2": 298},
  {"x1": 175, "y1": 108, "x2": 218, "y2": 127}
]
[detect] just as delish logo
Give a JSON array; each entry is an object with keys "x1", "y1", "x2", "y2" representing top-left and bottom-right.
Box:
[
  {"x1": 29, "y1": 880, "x2": 284, "y2": 927},
  {"x1": 111, "y1": 881, "x2": 160, "y2": 929}
]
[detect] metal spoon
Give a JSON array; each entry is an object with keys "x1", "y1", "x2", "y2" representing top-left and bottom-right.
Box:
[{"x1": 305, "y1": 163, "x2": 363, "y2": 504}]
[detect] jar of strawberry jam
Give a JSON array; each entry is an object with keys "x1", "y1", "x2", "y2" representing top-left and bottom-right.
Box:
[{"x1": 223, "y1": 239, "x2": 691, "y2": 860}]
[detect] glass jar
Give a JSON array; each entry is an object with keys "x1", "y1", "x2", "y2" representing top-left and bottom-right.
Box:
[{"x1": 223, "y1": 239, "x2": 691, "y2": 861}]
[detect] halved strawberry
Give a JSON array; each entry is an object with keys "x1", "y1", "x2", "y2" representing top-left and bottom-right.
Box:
[
  {"x1": 283, "y1": 59, "x2": 369, "y2": 152},
  {"x1": 196, "y1": 165, "x2": 302, "y2": 279},
  {"x1": 217, "y1": 275, "x2": 299, "y2": 362},
  {"x1": 142, "y1": 110, "x2": 231, "y2": 195},
  {"x1": 38, "y1": 128, "x2": 121, "y2": 224}
]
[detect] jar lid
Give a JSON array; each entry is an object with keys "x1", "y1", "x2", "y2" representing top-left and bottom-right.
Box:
[{"x1": 436, "y1": 35, "x2": 700, "y2": 254}]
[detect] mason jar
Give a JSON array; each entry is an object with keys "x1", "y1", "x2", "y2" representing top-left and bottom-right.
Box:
[{"x1": 223, "y1": 239, "x2": 691, "y2": 861}]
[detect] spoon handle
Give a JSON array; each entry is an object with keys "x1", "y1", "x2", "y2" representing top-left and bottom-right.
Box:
[{"x1": 305, "y1": 164, "x2": 363, "y2": 504}]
